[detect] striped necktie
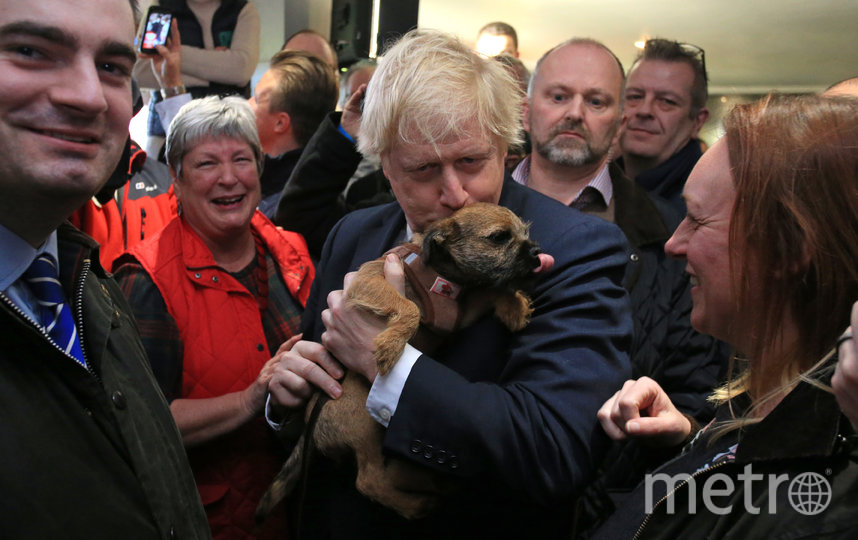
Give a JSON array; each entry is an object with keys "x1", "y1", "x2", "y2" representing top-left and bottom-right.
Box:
[{"x1": 23, "y1": 254, "x2": 86, "y2": 367}]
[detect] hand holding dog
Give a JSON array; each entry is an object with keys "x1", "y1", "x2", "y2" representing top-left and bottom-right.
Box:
[
  {"x1": 321, "y1": 254, "x2": 407, "y2": 383},
  {"x1": 834, "y1": 300, "x2": 858, "y2": 432},
  {"x1": 597, "y1": 377, "x2": 691, "y2": 448}
]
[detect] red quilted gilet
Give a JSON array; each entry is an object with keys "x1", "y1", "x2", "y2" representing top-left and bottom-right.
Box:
[{"x1": 130, "y1": 211, "x2": 313, "y2": 539}]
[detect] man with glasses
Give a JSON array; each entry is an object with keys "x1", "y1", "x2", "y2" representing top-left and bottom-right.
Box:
[{"x1": 618, "y1": 38, "x2": 709, "y2": 214}]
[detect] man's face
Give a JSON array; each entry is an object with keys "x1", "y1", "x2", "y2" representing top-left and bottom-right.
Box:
[
  {"x1": 620, "y1": 59, "x2": 707, "y2": 165},
  {"x1": 380, "y1": 123, "x2": 506, "y2": 234},
  {"x1": 343, "y1": 67, "x2": 375, "y2": 103},
  {"x1": 0, "y1": 0, "x2": 136, "y2": 231},
  {"x1": 249, "y1": 69, "x2": 280, "y2": 155},
  {"x1": 476, "y1": 32, "x2": 517, "y2": 57},
  {"x1": 524, "y1": 43, "x2": 623, "y2": 168}
]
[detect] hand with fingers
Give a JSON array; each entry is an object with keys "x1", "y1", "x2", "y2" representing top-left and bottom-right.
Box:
[
  {"x1": 146, "y1": 18, "x2": 183, "y2": 89},
  {"x1": 341, "y1": 83, "x2": 366, "y2": 141},
  {"x1": 834, "y1": 301, "x2": 858, "y2": 432},
  {"x1": 267, "y1": 338, "x2": 344, "y2": 422},
  {"x1": 320, "y1": 254, "x2": 406, "y2": 384},
  {"x1": 597, "y1": 376, "x2": 692, "y2": 448},
  {"x1": 240, "y1": 335, "x2": 301, "y2": 415}
]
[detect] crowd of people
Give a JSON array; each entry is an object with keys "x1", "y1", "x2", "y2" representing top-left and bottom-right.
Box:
[{"x1": 1, "y1": 1, "x2": 856, "y2": 539}]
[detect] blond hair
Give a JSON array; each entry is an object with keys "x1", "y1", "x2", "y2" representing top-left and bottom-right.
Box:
[{"x1": 358, "y1": 29, "x2": 523, "y2": 157}]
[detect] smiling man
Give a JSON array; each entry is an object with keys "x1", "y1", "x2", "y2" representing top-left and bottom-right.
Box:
[
  {"x1": 267, "y1": 29, "x2": 632, "y2": 539},
  {"x1": 0, "y1": 0, "x2": 208, "y2": 537},
  {"x1": 618, "y1": 38, "x2": 709, "y2": 214}
]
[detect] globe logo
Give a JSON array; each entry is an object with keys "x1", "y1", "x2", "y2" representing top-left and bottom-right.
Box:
[{"x1": 788, "y1": 472, "x2": 832, "y2": 516}]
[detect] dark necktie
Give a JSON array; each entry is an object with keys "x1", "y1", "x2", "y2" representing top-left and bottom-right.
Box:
[
  {"x1": 22, "y1": 254, "x2": 86, "y2": 367},
  {"x1": 571, "y1": 186, "x2": 603, "y2": 212}
]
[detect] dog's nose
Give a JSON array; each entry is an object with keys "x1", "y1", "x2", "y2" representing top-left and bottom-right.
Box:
[{"x1": 529, "y1": 245, "x2": 541, "y2": 259}]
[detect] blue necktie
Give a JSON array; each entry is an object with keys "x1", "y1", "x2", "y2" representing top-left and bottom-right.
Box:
[{"x1": 23, "y1": 254, "x2": 86, "y2": 367}]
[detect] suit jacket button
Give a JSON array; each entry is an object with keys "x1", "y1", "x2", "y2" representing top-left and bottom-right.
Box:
[
  {"x1": 449, "y1": 455, "x2": 458, "y2": 469},
  {"x1": 423, "y1": 444, "x2": 434, "y2": 460},
  {"x1": 111, "y1": 391, "x2": 127, "y2": 410},
  {"x1": 410, "y1": 440, "x2": 423, "y2": 454},
  {"x1": 436, "y1": 450, "x2": 447, "y2": 464}
]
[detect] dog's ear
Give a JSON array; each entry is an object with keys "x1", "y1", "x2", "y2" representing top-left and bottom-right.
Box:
[{"x1": 422, "y1": 220, "x2": 459, "y2": 264}]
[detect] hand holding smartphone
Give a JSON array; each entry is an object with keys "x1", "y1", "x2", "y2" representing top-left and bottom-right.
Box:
[{"x1": 138, "y1": 5, "x2": 173, "y2": 54}]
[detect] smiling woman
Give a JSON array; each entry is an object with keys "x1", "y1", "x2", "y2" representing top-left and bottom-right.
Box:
[
  {"x1": 592, "y1": 94, "x2": 858, "y2": 539},
  {"x1": 112, "y1": 96, "x2": 315, "y2": 539}
]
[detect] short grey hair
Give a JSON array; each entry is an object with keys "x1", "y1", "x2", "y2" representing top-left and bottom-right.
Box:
[
  {"x1": 166, "y1": 96, "x2": 264, "y2": 178},
  {"x1": 358, "y1": 29, "x2": 523, "y2": 157},
  {"x1": 339, "y1": 59, "x2": 377, "y2": 108}
]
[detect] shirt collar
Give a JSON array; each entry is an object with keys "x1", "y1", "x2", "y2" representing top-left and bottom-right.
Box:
[
  {"x1": 0, "y1": 224, "x2": 58, "y2": 292},
  {"x1": 512, "y1": 155, "x2": 613, "y2": 206}
]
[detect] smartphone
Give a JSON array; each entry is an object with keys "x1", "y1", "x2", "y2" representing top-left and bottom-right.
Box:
[{"x1": 138, "y1": 5, "x2": 172, "y2": 54}]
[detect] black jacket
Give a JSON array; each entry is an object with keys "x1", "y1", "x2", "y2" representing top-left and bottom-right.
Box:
[
  {"x1": 274, "y1": 112, "x2": 393, "y2": 260},
  {"x1": 573, "y1": 165, "x2": 729, "y2": 536},
  {"x1": 592, "y1": 366, "x2": 858, "y2": 539},
  {"x1": 620, "y1": 139, "x2": 703, "y2": 216},
  {"x1": 610, "y1": 163, "x2": 727, "y2": 419},
  {"x1": 0, "y1": 224, "x2": 209, "y2": 539}
]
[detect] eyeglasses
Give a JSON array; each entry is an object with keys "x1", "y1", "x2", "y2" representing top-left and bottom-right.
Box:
[{"x1": 644, "y1": 39, "x2": 707, "y2": 84}]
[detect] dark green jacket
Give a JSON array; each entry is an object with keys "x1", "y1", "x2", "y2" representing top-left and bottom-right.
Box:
[{"x1": 0, "y1": 224, "x2": 209, "y2": 539}]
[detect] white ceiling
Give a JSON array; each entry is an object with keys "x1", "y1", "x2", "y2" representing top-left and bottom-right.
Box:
[{"x1": 417, "y1": 0, "x2": 858, "y2": 94}]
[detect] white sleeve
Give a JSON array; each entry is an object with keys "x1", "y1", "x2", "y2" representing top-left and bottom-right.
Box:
[
  {"x1": 154, "y1": 93, "x2": 192, "y2": 133},
  {"x1": 365, "y1": 343, "x2": 422, "y2": 427}
]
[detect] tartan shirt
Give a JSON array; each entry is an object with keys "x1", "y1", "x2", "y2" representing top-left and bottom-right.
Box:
[{"x1": 116, "y1": 249, "x2": 303, "y2": 401}]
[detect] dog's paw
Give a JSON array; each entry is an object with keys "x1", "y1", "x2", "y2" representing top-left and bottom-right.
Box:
[{"x1": 493, "y1": 290, "x2": 533, "y2": 332}]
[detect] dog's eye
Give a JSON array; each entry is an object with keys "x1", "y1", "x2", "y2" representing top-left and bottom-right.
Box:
[{"x1": 487, "y1": 230, "x2": 512, "y2": 244}]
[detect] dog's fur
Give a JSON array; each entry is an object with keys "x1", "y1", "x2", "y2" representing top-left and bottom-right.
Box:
[{"x1": 256, "y1": 203, "x2": 541, "y2": 521}]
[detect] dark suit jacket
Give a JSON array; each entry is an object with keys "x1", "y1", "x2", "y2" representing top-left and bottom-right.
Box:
[{"x1": 297, "y1": 178, "x2": 633, "y2": 539}]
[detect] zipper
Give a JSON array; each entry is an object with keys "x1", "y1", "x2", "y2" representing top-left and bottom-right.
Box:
[
  {"x1": 0, "y1": 262, "x2": 99, "y2": 382},
  {"x1": 632, "y1": 460, "x2": 730, "y2": 540},
  {"x1": 73, "y1": 259, "x2": 102, "y2": 383}
]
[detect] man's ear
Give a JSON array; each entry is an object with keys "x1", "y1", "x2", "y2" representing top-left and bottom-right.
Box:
[
  {"x1": 274, "y1": 111, "x2": 292, "y2": 135},
  {"x1": 521, "y1": 97, "x2": 532, "y2": 134},
  {"x1": 612, "y1": 115, "x2": 628, "y2": 147},
  {"x1": 691, "y1": 107, "x2": 710, "y2": 138}
]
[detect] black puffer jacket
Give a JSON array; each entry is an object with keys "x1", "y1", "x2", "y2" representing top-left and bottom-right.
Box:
[
  {"x1": 611, "y1": 163, "x2": 728, "y2": 419},
  {"x1": 573, "y1": 166, "x2": 729, "y2": 537},
  {"x1": 0, "y1": 224, "x2": 209, "y2": 539}
]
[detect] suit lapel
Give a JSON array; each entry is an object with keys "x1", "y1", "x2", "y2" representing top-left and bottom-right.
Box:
[{"x1": 350, "y1": 205, "x2": 408, "y2": 270}]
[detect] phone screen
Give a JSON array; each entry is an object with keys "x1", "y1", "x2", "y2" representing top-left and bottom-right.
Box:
[{"x1": 139, "y1": 8, "x2": 172, "y2": 53}]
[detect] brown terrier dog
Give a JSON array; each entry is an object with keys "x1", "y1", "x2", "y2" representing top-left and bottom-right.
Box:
[{"x1": 256, "y1": 203, "x2": 541, "y2": 521}]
